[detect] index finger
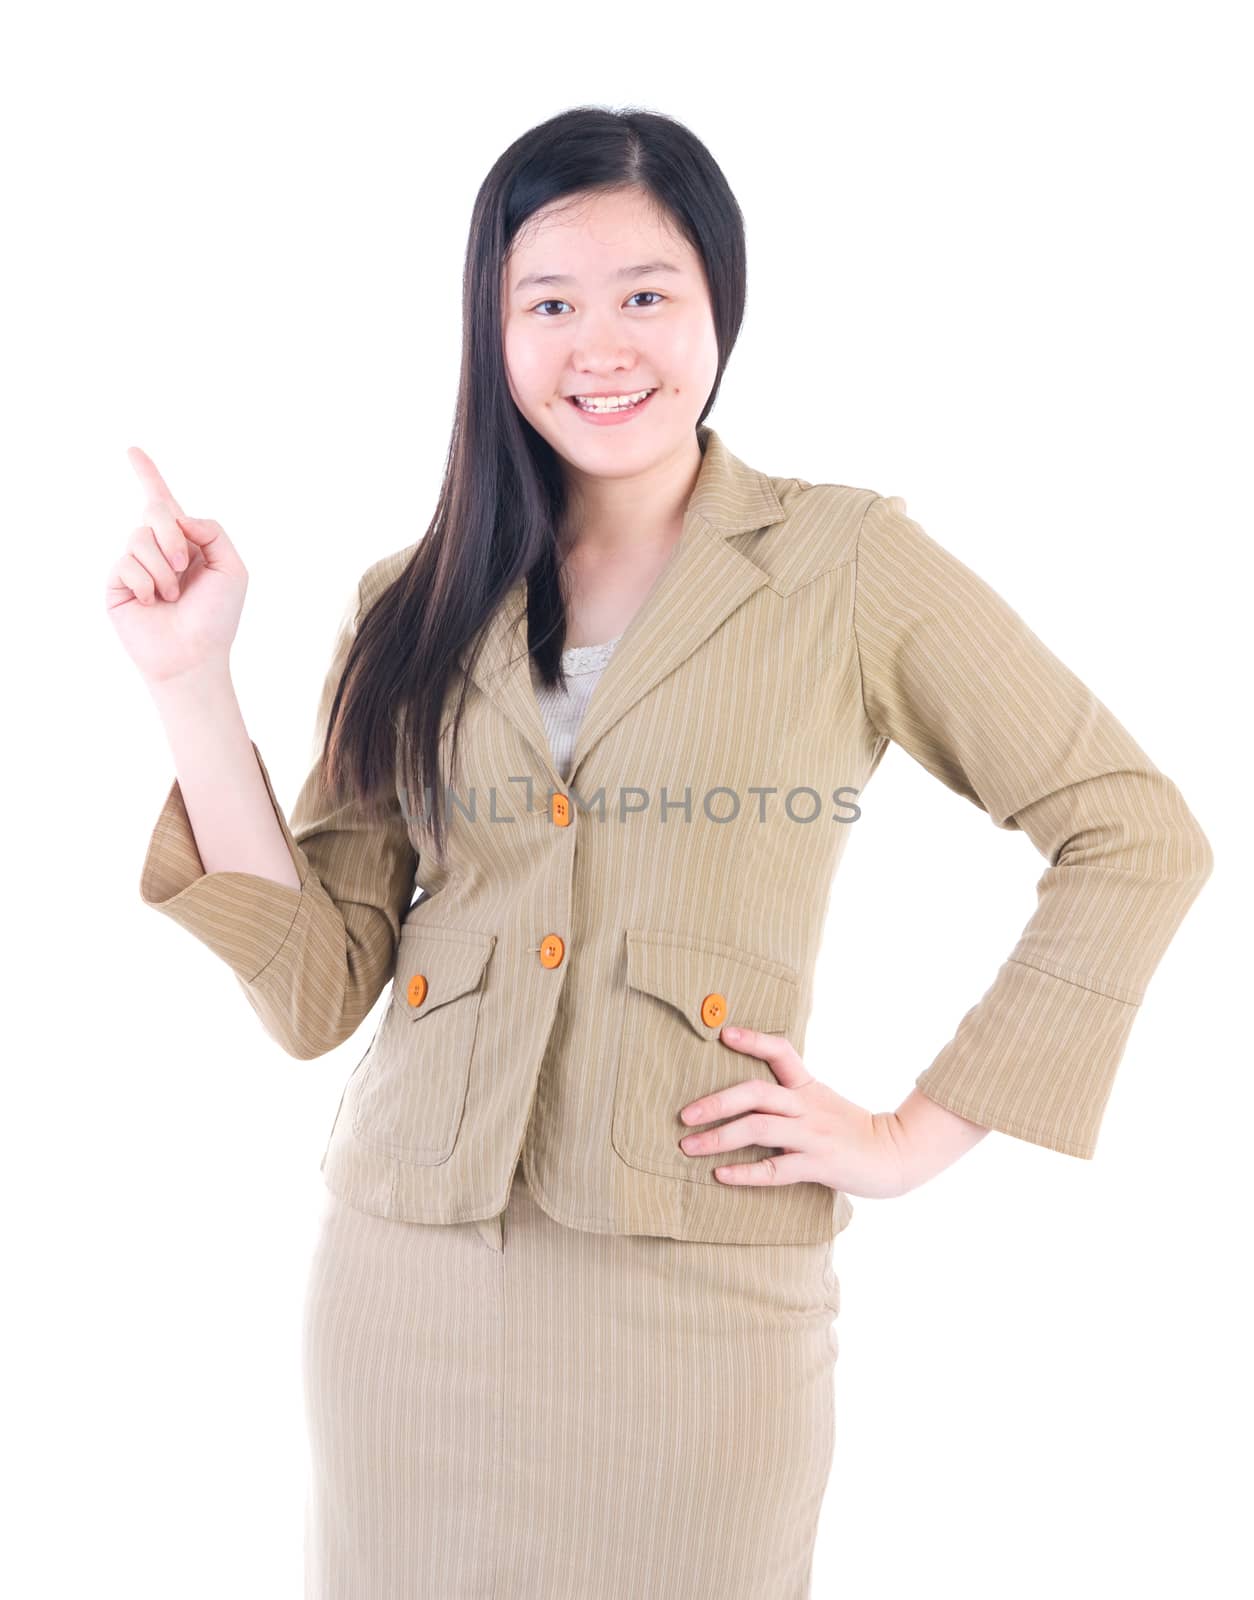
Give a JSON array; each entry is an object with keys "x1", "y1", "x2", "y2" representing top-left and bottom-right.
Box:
[{"x1": 127, "y1": 445, "x2": 185, "y2": 516}]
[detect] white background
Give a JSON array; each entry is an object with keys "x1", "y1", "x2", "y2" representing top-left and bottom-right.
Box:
[{"x1": 4, "y1": 1, "x2": 1249, "y2": 1595}]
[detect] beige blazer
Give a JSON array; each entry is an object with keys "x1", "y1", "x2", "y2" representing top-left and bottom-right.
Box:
[{"x1": 139, "y1": 425, "x2": 1213, "y2": 1244}]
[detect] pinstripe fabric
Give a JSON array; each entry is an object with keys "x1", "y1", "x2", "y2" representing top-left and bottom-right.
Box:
[
  {"x1": 302, "y1": 1158, "x2": 839, "y2": 1599},
  {"x1": 299, "y1": 639, "x2": 837, "y2": 1598},
  {"x1": 139, "y1": 425, "x2": 1213, "y2": 1243}
]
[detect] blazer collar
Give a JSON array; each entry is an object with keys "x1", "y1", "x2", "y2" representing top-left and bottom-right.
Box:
[{"x1": 461, "y1": 424, "x2": 788, "y2": 791}]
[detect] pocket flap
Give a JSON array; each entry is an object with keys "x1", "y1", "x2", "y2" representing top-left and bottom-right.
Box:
[
  {"x1": 624, "y1": 929, "x2": 799, "y2": 1039},
  {"x1": 393, "y1": 924, "x2": 496, "y2": 1019}
]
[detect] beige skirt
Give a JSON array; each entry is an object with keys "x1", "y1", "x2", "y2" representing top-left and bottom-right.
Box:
[{"x1": 302, "y1": 1159, "x2": 841, "y2": 1599}]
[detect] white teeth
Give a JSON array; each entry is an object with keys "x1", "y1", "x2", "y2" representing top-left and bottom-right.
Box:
[{"x1": 572, "y1": 388, "x2": 654, "y2": 413}]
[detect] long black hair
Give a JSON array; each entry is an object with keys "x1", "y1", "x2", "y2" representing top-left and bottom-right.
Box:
[{"x1": 321, "y1": 104, "x2": 749, "y2": 862}]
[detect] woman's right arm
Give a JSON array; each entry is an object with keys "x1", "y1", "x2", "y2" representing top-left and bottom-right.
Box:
[
  {"x1": 145, "y1": 665, "x2": 301, "y2": 889},
  {"x1": 112, "y1": 447, "x2": 418, "y2": 1060}
]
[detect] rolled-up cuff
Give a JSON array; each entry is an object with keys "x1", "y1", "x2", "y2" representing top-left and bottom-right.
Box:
[
  {"x1": 138, "y1": 741, "x2": 307, "y2": 984},
  {"x1": 913, "y1": 956, "x2": 1140, "y2": 1158}
]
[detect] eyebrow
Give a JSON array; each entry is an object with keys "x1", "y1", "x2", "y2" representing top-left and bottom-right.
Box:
[{"x1": 512, "y1": 260, "x2": 683, "y2": 294}]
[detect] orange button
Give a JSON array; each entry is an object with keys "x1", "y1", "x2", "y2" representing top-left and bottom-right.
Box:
[
  {"x1": 406, "y1": 973, "x2": 429, "y2": 1008},
  {"x1": 539, "y1": 933, "x2": 565, "y2": 968},
  {"x1": 551, "y1": 792, "x2": 571, "y2": 826},
  {"x1": 701, "y1": 991, "x2": 727, "y2": 1027}
]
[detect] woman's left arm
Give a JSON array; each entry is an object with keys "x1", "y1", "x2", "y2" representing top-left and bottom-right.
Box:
[
  {"x1": 853, "y1": 493, "x2": 1215, "y2": 1161},
  {"x1": 681, "y1": 493, "x2": 1212, "y2": 1195},
  {"x1": 885, "y1": 1089, "x2": 992, "y2": 1191}
]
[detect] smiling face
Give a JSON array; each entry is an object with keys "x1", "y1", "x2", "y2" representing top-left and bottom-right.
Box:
[{"x1": 501, "y1": 186, "x2": 719, "y2": 481}]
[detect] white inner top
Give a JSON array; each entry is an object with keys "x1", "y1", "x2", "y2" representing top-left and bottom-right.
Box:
[{"x1": 529, "y1": 633, "x2": 624, "y2": 781}]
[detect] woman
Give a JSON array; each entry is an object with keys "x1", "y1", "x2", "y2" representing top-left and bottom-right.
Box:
[{"x1": 110, "y1": 106, "x2": 1213, "y2": 1598}]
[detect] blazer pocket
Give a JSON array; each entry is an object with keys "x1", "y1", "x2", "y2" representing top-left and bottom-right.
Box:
[
  {"x1": 351, "y1": 923, "x2": 496, "y2": 1166},
  {"x1": 611, "y1": 928, "x2": 801, "y2": 1182}
]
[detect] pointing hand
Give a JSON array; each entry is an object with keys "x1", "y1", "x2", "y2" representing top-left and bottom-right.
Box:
[{"x1": 106, "y1": 446, "x2": 249, "y2": 686}]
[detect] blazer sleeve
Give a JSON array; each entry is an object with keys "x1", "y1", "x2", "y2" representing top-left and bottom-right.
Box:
[
  {"x1": 852, "y1": 492, "x2": 1214, "y2": 1158},
  {"x1": 137, "y1": 577, "x2": 419, "y2": 1060}
]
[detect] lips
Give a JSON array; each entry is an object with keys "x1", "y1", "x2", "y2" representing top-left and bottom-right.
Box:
[
  {"x1": 566, "y1": 388, "x2": 656, "y2": 406},
  {"x1": 564, "y1": 388, "x2": 659, "y2": 425}
]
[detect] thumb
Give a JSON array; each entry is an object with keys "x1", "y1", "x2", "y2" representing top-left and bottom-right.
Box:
[{"x1": 173, "y1": 514, "x2": 241, "y2": 575}]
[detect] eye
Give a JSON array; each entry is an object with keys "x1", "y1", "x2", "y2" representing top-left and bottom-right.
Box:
[{"x1": 530, "y1": 291, "x2": 668, "y2": 318}]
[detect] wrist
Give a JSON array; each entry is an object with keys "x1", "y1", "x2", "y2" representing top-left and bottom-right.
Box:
[
  {"x1": 145, "y1": 661, "x2": 237, "y2": 713},
  {"x1": 886, "y1": 1088, "x2": 991, "y2": 1192}
]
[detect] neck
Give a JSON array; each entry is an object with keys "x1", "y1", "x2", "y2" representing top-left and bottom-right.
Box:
[{"x1": 557, "y1": 430, "x2": 705, "y2": 561}]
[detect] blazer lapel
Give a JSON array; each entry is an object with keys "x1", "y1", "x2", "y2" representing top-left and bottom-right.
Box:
[
  {"x1": 457, "y1": 571, "x2": 555, "y2": 787},
  {"x1": 460, "y1": 426, "x2": 789, "y2": 789}
]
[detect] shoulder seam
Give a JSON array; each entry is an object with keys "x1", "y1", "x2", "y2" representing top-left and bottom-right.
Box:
[{"x1": 851, "y1": 493, "x2": 886, "y2": 741}]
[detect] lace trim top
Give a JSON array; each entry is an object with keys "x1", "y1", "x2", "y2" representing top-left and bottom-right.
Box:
[
  {"x1": 529, "y1": 633, "x2": 624, "y2": 780},
  {"x1": 557, "y1": 635, "x2": 622, "y2": 675}
]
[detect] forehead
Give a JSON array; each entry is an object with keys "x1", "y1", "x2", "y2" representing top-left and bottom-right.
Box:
[{"x1": 505, "y1": 190, "x2": 694, "y2": 286}]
